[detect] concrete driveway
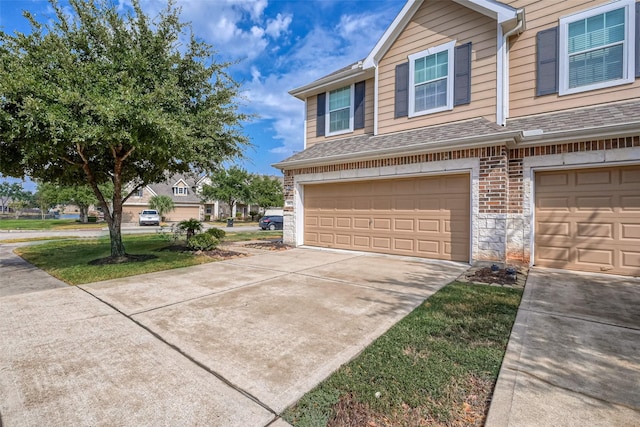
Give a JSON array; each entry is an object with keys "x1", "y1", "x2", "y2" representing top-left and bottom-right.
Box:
[
  {"x1": 486, "y1": 267, "x2": 640, "y2": 427},
  {"x1": 0, "y1": 247, "x2": 467, "y2": 426}
]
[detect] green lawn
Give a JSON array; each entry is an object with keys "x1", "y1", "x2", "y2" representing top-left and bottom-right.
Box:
[
  {"x1": 282, "y1": 282, "x2": 522, "y2": 427},
  {"x1": 0, "y1": 218, "x2": 102, "y2": 230},
  {"x1": 14, "y1": 231, "x2": 284, "y2": 285}
]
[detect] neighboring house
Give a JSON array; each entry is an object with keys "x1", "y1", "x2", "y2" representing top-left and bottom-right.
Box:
[
  {"x1": 274, "y1": 0, "x2": 640, "y2": 277},
  {"x1": 122, "y1": 174, "x2": 267, "y2": 222},
  {"x1": 123, "y1": 175, "x2": 207, "y2": 222}
]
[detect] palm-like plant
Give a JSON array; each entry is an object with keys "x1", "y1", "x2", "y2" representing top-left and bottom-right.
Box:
[
  {"x1": 149, "y1": 195, "x2": 175, "y2": 221},
  {"x1": 178, "y1": 219, "x2": 203, "y2": 241}
]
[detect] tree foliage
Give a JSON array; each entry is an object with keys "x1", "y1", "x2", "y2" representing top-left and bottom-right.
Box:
[
  {"x1": 201, "y1": 167, "x2": 252, "y2": 217},
  {"x1": 249, "y1": 175, "x2": 284, "y2": 211},
  {"x1": 0, "y1": 181, "x2": 30, "y2": 214},
  {"x1": 0, "y1": 0, "x2": 248, "y2": 258}
]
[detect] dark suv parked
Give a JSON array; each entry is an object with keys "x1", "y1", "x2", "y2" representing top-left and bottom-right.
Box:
[{"x1": 259, "y1": 215, "x2": 283, "y2": 230}]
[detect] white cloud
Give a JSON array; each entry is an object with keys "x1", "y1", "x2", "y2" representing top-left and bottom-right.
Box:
[{"x1": 265, "y1": 13, "x2": 292, "y2": 38}]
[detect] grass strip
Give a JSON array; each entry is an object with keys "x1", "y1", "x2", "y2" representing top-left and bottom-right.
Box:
[
  {"x1": 282, "y1": 282, "x2": 522, "y2": 427},
  {"x1": 14, "y1": 234, "x2": 213, "y2": 285},
  {"x1": 0, "y1": 219, "x2": 102, "y2": 230}
]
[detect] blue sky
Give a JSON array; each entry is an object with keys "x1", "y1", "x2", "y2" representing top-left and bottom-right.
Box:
[{"x1": 0, "y1": 0, "x2": 405, "y2": 191}]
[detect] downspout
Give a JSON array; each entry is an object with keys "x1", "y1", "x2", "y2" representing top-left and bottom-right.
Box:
[
  {"x1": 373, "y1": 60, "x2": 379, "y2": 136},
  {"x1": 303, "y1": 98, "x2": 308, "y2": 149},
  {"x1": 499, "y1": 9, "x2": 525, "y2": 126},
  {"x1": 501, "y1": 9, "x2": 525, "y2": 264}
]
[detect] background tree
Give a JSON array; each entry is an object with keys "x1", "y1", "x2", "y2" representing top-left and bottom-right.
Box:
[
  {"x1": 201, "y1": 167, "x2": 252, "y2": 219},
  {"x1": 0, "y1": 0, "x2": 248, "y2": 260},
  {"x1": 149, "y1": 195, "x2": 175, "y2": 221},
  {"x1": 58, "y1": 186, "x2": 99, "y2": 223},
  {"x1": 0, "y1": 182, "x2": 24, "y2": 214},
  {"x1": 249, "y1": 175, "x2": 284, "y2": 213},
  {"x1": 35, "y1": 182, "x2": 61, "y2": 219}
]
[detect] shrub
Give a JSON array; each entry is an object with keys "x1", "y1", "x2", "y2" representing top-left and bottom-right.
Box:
[
  {"x1": 206, "y1": 228, "x2": 226, "y2": 240},
  {"x1": 187, "y1": 233, "x2": 219, "y2": 251},
  {"x1": 178, "y1": 218, "x2": 203, "y2": 241},
  {"x1": 204, "y1": 214, "x2": 210, "y2": 222}
]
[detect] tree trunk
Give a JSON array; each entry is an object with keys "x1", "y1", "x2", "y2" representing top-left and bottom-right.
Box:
[
  {"x1": 107, "y1": 219, "x2": 126, "y2": 258},
  {"x1": 79, "y1": 205, "x2": 89, "y2": 223}
]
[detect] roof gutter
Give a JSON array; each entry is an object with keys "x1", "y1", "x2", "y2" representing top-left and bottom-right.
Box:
[
  {"x1": 289, "y1": 63, "x2": 367, "y2": 99},
  {"x1": 274, "y1": 130, "x2": 521, "y2": 170},
  {"x1": 513, "y1": 121, "x2": 640, "y2": 146}
]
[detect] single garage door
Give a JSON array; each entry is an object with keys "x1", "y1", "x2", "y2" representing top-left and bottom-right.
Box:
[
  {"x1": 535, "y1": 165, "x2": 640, "y2": 276},
  {"x1": 166, "y1": 205, "x2": 201, "y2": 222},
  {"x1": 304, "y1": 174, "x2": 470, "y2": 261}
]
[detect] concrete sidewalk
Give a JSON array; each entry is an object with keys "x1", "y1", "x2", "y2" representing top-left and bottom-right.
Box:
[
  {"x1": 0, "y1": 243, "x2": 67, "y2": 297},
  {"x1": 0, "y1": 246, "x2": 467, "y2": 426},
  {"x1": 486, "y1": 268, "x2": 640, "y2": 427}
]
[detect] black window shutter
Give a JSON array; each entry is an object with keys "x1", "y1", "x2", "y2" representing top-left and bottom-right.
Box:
[
  {"x1": 536, "y1": 27, "x2": 559, "y2": 96},
  {"x1": 354, "y1": 81, "x2": 366, "y2": 129},
  {"x1": 316, "y1": 93, "x2": 326, "y2": 137},
  {"x1": 635, "y1": 2, "x2": 639, "y2": 78},
  {"x1": 394, "y1": 62, "x2": 409, "y2": 118},
  {"x1": 454, "y1": 42, "x2": 472, "y2": 106}
]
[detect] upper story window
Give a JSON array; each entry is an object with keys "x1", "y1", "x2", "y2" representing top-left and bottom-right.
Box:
[
  {"x1": 408, "y1": 40, "x2": 455, "y2": 117},
  {"x1": 559, "y1": 0, "x2": 635, "y2": 95},
  {"x1": 326, "y1": 85, "x2": 354, "y2": 135},
  {"x1": 173, "y1": 186, "x2": 188, "y2": 196},
  {"x1": 134, "y1": 188, "x2": 143, "y2": 197}
]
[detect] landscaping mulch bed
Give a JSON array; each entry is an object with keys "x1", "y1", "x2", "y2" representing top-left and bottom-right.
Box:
[
  {"x1": 460, "y1": 263, "x2": 528, "y2": 288},
  {"x1": 243, "y1": 240, "x2": 291, "y2": 251},
  {"x1": 88, "y1": 254, "x2": 158, "y2": 265},
  {"x1": 159, "y1": 244, "x2": 247, "y2": 260}
]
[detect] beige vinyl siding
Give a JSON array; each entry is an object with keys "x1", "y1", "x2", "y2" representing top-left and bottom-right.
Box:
[
  {"x1": 305, "y1": 77, "x2": 375, "y2": 149},
  {"x1": 507, "y1": 0, "x2": 640, "y2": 118},
  {"x1": 377, "y1": 0, "x2": 498, "y2": 135}
]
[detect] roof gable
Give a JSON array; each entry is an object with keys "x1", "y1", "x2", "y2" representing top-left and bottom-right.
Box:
[{"x1": 362, "y1": 0, "x2": 517, "y2": 68}]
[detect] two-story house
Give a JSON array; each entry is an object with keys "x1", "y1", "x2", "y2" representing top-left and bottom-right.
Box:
[{"x1": 274, "y1": 0, "x2": 640, "y2": 276}]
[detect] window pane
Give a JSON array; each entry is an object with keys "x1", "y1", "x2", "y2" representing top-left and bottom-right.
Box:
[
  {"x1": 568, "y1": 44, "x2": 623, "y2": 88},
  {"x1": 568, "y1": 8, "x2": 625, "y2": 54},
  {"x1": 329, "y1": 87, "x2": 350, "y2": 111},
  {"x1": 329, "y1": 108, "x2": 350, "y2": 132},
  {"x1": 414, "y1": 50, "x2": 448, "y2": 85},
  {"x1": 414, "y1": 78, "x2": 447, "y2": 112}
]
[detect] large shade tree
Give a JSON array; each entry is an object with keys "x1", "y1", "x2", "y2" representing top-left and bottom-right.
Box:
[
  {"x1": 201, "y1": 166, "x2": 252, "y2": 219},
  {"x1": 0, "y1": 0, "x2": 248, "y2": 259}
]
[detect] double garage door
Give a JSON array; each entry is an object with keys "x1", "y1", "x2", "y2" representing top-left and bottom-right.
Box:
[
  {"x1": 535, "y1": 165, "x2": 640, "y2": 276},
  {"x1": 304, "y1": 174, "x2": 470, "y2": 261}
]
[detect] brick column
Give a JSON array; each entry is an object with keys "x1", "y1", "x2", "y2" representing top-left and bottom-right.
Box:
[{"x1": 476, "y1": 146, "x2": 508, "y2": 261}]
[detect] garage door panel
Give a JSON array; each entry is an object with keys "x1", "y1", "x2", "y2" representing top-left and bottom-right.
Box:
[
  {"x1": 535, "y1": 166, "x2": 640, "y2": 276},
  {"x1": 576, "y1": 247, "x2": 613, "y2": 263},
  {"x1": 576, "y1": 196, "x2": 614, "y2": 211},
  {"x1": 621, "y1": 196, "x2": 640, "y2": 210},
  {"x1": 305, "y1": 216, "x2": 319, "y2": 227},
  {"x1": 336, "y1": 217, "x2": 351, "y2": 228},
  {"x1": 304, "y1": 174, "x2": 469, "y2": 261},
  {"x1": 538, "y1": 172, "x2": 569, "y2": 188},
  {"x1": 353, "y1": 218, "x2": 370, "y2": 229},
  {"x1": 394, "y1": 239, "x2": 414, "y2": 251},
  {"x1": 353, "y1": 236, "x2": 370, "y2": 248},
  {"x1": 394, "y1": 219, "x2": 414, "y2": 231},
  {"x1": 372, "y1": 218, "x2": 392, "y2": 230},
  {"x1": 395, "y1": 199, "x2": 415, "y2": 210},
  {"x1": 621, "y1": 251, "x2": 640, "y2": 268},
  {"x1": 318, "y1": 233, "x2": 334, "y2": 244},
  {"x1": 418, "y1": 219, "x2": 440, "y2": 232},
  {"x1": 319, "y1": 217, "x2": 334, "y2": 227},
  {"x1": 576, "y1": 223, "x2": 613, "y2": 238},
  {"x1": 335, "y1": 234, "x2": 351, "y2": 245},
  {"x1": 576, "y1": 170, "x2": 613, "y2": 186},
  {"x1": 537, "y1": 221, "x2": 570, "y2": 237},
  {"x1": 621, "y1": 224, "x2": 640, "y2": 239}
]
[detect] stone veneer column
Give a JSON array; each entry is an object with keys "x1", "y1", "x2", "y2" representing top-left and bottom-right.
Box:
[{"x1": 282, "y1": 170, "x2": 296, "y2": 245}]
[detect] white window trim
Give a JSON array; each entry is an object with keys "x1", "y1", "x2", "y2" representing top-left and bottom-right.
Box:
[
  {"x1": 408, "y1": 40, "x2": 456, "y2": 118},
  {"x1": 325, "y1": 84, "x2": 354, "y2": 136},
  {"x1": 559, "y1": 0, "x2": 635, "y2": 96}
]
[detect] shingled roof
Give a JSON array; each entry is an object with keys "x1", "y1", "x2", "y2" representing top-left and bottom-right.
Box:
[{"x1": 274, "y1": 100, "x2": 640, "y2": 169}]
